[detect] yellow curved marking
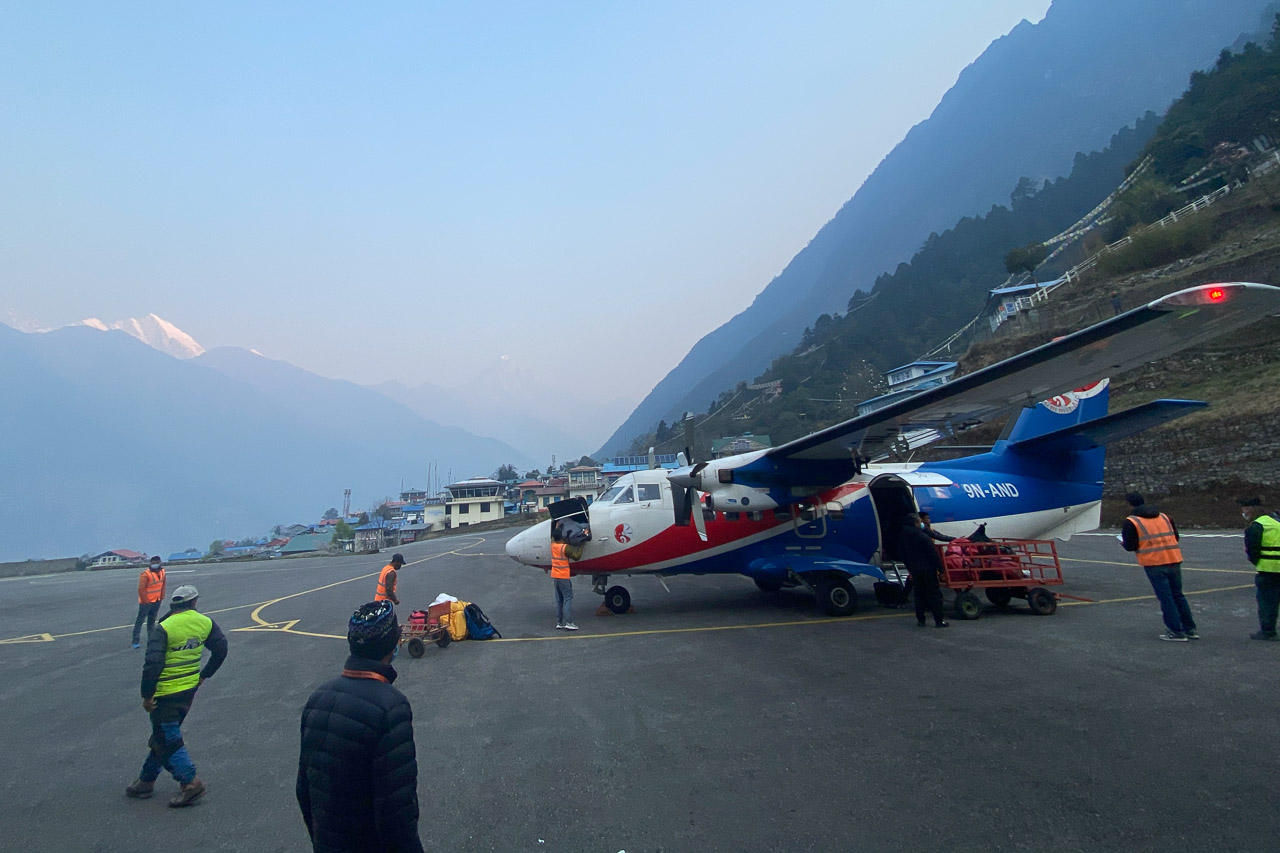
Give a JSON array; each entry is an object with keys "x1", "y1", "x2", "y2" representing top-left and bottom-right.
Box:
[
  {"x1": 243, "y1": 539, "x2": 487, "y2": 632},
  {"x1": 1060, "y1": 557, "x2": 1253, "y2": 574}
]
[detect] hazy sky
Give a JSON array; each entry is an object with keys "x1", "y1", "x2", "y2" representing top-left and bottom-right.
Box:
[{"x1": 2, "y1": 1, "x2": 1051, "y2": 404}]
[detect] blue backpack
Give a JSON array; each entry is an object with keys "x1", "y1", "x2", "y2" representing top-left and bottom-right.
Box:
[{"x1": 463, "y1": 603, "x2": 500, "y2": 640}]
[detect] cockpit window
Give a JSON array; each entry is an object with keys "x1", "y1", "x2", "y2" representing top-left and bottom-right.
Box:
[
  {"x1": 637, "y1": 483, "x2": 661, "y2": 502},
  {"x1": 615, "y1": 487, "x2": 635, "y2": 504},
  {"x1": 597, "y1": 485, "x2": 624, "y2": 503}
]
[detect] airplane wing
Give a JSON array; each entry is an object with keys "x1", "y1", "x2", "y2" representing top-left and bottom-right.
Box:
[{"x1": 765, "y1": 282, "x2": 1279, "y2": 464}]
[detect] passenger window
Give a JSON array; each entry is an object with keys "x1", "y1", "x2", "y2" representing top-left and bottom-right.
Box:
[
  {"x1": 637, "y1": 483, "x2": 661, "y2": 502},
  {"x1": 615, "y1": 487, "x2": 634, "y2": 504},
  {"x1": 703, "y1": 508, "x2": 715, "y2": 522},
  {"x1": 747, "y1": 511, "x2": 764, "y2": 522},
  {"x1": 725, "y1": 512, "x2": 741, "y2": 521}
]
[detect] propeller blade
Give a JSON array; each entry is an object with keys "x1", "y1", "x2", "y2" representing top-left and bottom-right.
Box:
[{"x1": 691, "y1": 489, "x2": 708, "y2": 542}]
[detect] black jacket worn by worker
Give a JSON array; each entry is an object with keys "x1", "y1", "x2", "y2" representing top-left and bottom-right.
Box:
[
  {"x1": 897, "y1": 524, "x2": 946, "y2": 576},
  {"x1": 297, "y1": 655, "x2": 424, "y2": 853},
  {"x1": 140, "y1": 608, "x2": 229, "y2": 701},
  {"x1": 1120, "y1": 504, "x2": 1180, "y2": 554}
]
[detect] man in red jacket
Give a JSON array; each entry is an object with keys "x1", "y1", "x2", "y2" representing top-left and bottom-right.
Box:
[{"x1": 132, "y1": 556, "x2": 166, "y2": 649}]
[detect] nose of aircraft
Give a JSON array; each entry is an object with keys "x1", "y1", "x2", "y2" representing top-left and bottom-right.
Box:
[{"x1": 505, "y1": 522, "x2": 547, "y2": 565}]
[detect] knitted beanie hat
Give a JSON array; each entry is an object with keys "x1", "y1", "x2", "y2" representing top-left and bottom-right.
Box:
[{"x1": 348, "y1": 600, "x2": 399, "y2": 660}]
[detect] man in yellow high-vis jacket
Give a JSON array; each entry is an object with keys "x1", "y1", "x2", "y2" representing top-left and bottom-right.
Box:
[
  {"x1": 1242, "y1": 498, "x2": 1280, "y2": 641},
  {"x1": 126, "y1": 585, "x2": 228, "y2": 807}
]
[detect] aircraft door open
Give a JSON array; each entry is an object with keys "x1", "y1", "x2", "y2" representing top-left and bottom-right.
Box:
[
  {"x1": 868, "y1": 474, "x2": 918, "y2": 563},
  {"x1": 547, "y1": 497, "x2": 592, "y2": 547}
]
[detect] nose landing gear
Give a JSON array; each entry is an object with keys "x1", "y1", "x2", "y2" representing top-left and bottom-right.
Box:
[{"x1": 593, "y1": 575, "x2": 634, "y2": 615}]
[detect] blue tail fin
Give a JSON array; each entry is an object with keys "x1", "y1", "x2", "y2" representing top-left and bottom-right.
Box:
[{"x1": 1003, "y1": 380, "x2": 1110, "y2": 443}]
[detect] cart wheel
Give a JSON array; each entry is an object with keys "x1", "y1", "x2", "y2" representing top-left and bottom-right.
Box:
[
  {"x1": 435, "y1": 632, "x2": 451, "y2": 648},
  {"x1": 1026, "y1": 587, "x2": 1057, "y2": 616},
  {"x1": 754, "y1": 576, "x2": 784, "y2": 592},
  {"x1": 955, "y1": 591, "x2": 983, "y2": 620},
  {"x1": 406, "y1": 637, "x2": 426, "y2": 658},
  {"x1": 985, "y1": 588, "x2": 1014, "y2": 608},
  {"x1": 815, "y1": 578, "x2": 859, "y2": 617},
  {"x1": 604, "y1": 585, "x2": 631, "y2": 614}
]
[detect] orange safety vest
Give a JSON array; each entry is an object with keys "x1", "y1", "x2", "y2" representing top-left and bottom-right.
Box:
[
  {"x1": 1128, "y1": 513, "x2": 1183, "y2": 566},
  {"x1": 138, "y1": 567, "x2": 165, "y2": 604},
  {"x1": 375, "y1": 565, "x2": 397, "y2": 601},
  {"x1": 550, "y1": 542, "x2": 571, "y2": 579}
]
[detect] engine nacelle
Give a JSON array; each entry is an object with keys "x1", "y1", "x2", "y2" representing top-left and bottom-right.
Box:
[{"x1": 703, "y1": 483, "x2": 779, "y2": 512}]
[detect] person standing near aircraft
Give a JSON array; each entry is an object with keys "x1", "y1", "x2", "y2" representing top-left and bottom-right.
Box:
[
  {"x1": 919, "y1": 512, "x2": 954, "y2": 543},
  {"x1": 126, "y1": 585, "x2": 228, "y2": 807},
  {"x1": 132, "y1": 556, "x2": 167, "y2": 649},
  {"x1": 1241, "y1": 498, "x2": 1280, "y2": 641},
  {"x1": 551, "y1": 523, "x2": 582, "y2": 630},
  {"x1": 1121, "y1": 492, "x2": 1198, "y2": 642},
  {"x1": 375, "y1": 553, "x2": 404, "y2": 606},
  {"x1": 898, "y1": 513, "x2": 949, "y2": 628},
  {"x1": 297, "y1": 601, "x2": 424, "y2": 853}
]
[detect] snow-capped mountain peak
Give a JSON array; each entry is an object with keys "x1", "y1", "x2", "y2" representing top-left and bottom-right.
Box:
[{"x1": 74, "y1": 314, "x2": 205, "y2": 359}]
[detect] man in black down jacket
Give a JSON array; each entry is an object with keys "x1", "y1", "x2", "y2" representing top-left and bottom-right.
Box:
[
  {"x1": 898, "y1": 513, "x2": 950, "y2": 629},
  {"x1": 297, "y1": 600, "x2": 424, "y2": 853}
]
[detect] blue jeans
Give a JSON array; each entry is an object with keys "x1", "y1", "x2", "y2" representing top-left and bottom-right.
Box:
[
  {"x1": 554, "y1": 578, "x2": 573, "y2": 624},
  {"x1": 140, "y1": 699, "x2": 197, "y2": 785},
  {"x1": 1144, "y1": 563, "x2": 1196, "y2": 635}
]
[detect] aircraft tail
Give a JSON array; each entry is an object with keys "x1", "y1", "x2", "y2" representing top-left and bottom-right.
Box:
[{"x1": 1002, "y1": 379, "x2": 1111, "y2": 444}]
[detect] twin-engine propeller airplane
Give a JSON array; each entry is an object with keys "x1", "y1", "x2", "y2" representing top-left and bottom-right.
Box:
[{"x1": 507, "y1": 283, "x2": 1280, "y2": 616}]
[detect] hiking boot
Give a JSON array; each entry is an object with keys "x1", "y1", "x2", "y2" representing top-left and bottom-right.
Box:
[
  {"x1": 1183, "y1": 629, "x2": 1200, "y2": 640},
  {"x1": 1250, "y1": 631, "x2": 1278, "y2": 641},
  {"x1": 168, "y1": 778, "x2": 205, "y2": 808},
  {"x1": 562, "y1": 622, "x2": 579, "y2": 631},
  {"x1": 554, "y1": 623, "x2": 564, "y2": 630},
  {"x1": 125, "y1": 779, "x2": 154, "y2": 799},
  {"x1": 1159, "y1": 632, "x2": 1188, "y2": 642}
]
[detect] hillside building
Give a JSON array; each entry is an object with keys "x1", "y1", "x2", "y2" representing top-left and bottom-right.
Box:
[
  {"x1": 445, "y1": 477, "x2": 505, "y2": 527},
  {"x1": 857, "y1": 360, "x2": 958, "y2": 417},
  {"x1": 711, "y1": 434, "x2": 772, "y2": 459}
]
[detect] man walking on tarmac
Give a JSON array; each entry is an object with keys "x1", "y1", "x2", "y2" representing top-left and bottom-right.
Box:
[
  {"x1": 1121, "y1": 492, "x2": 1198, "y2": 642},
  {"x1": 297, "y1": 600, "x2": 425, "y2": 853},
  {"x1": 551, "y1": 523, "x2": 582, "y2": 630},
  {"x1": 132, "y1": 556, "x2": 167, "y2": 649},
  {"x1": 898, "y1": 513, "x2": 949, "y2": 628},
  {"x1": 375, "y1": 553, "x2": 404, "y2": 606},
  {"x1": 126, "y1": 585, "x2": 228, "y2": 807},
  {"x1": 1241, "y1": 497, "x2": 1280, "y2": 641}
]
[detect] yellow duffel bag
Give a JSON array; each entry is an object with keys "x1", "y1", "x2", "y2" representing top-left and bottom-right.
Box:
[{"x1": 441, "y1": 600, "x2": 470, "y2": 641}]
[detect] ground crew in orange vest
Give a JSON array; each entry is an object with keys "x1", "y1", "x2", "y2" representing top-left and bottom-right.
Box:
[
  {"x1": 1121, "y1": 492, "x2": 1198, "y2": 642},
  {"x1": 375, "y1": 554, "x2": 404, "y2": 606},
  {"x1": 551, "y1": 523, "x2": 583, "y2": 631},
  {"x1": 132, "y1": 556, "x2": 167, "y2": 649}
]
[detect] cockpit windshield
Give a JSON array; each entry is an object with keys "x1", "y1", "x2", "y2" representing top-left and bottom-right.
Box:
[
  {"x1": 614, "y1": 487, "x2": 635, "y2": 504},
  {"x1": 597, "y1": 485, "x2": 624, "y2": 504}
]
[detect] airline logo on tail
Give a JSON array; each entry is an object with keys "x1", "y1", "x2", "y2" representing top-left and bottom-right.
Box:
[{"x1": 1042, "y1": 379, "x2": 1108, "y2": 414}]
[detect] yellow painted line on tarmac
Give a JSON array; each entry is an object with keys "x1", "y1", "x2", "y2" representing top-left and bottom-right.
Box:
[
  {"x1": 1059, "y1": 584, "x2": 1254, "y2": 606},
  {"x1": 491, "y1": 611, "x2": 909, "y2": 642},
  {"x1": 1060, "y1": 557, "x2": 1253, "y2": 574},
  {"x1": 0, "y1": 539, "x2": 489, "y2": 645}
]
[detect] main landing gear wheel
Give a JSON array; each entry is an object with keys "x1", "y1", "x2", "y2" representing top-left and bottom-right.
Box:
[
  {"x1": 406, "y1": 638, "x2": 426, "y2": 658},
  {"x1": 1026, "y1": 586, "x2": 1057, "y2": 616},
  {"x1": 985, "y1": 587, "x2": 1014, "y2": 608},
  {"x1": 435, "y1": 632, "x2": 451, "y2": 648},
  {"x1": 604, "y1": 585, "x2": 631, "y2": 614},
  {"x1": 754, "y1": 577, "x2": 784, "y2": 593},
  {"x1": 955, "y1": 591, "x2": 983, "y2": 620},
  {"x1": 815, "y1": 578, "x2": 859, "y2": 617}
]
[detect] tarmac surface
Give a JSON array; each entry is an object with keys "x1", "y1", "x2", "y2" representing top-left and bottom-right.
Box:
[{"x1": 1, "y1": 529, "x2": 1276, "y2": 853}]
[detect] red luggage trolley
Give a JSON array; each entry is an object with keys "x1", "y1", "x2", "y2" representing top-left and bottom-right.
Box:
[
  {"x1": 399, "y1": 602, "x2": 453, "y2": 658},
  {"x1": 937, "y1": 538, "x2": 1063, "y2": 620}
]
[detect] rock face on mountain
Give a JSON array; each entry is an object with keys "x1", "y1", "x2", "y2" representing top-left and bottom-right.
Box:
[
  {"x1": 0, "y1": 327, "x2": 530, "y2": 561},
  {"x1": 598, "y1": 0, "x2": 1276, "y2": 456}
]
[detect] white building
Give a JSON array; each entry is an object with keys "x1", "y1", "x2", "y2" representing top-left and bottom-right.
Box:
[{"x1": 444, "y1": 477, "x2": 505, "y2": 527}]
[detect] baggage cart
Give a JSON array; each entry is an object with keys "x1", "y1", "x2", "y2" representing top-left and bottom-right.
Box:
[
  {"x1": 400, "y1": 601, "x2": 453, "y2": 658},
  {"x1": 937, "y1": 538, "x2": 1063, "y2": 619}
]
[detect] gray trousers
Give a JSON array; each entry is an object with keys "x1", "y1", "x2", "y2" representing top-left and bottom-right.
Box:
[{"x1": 554, "y1": 578, "x2": 573, "y2": 624}]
